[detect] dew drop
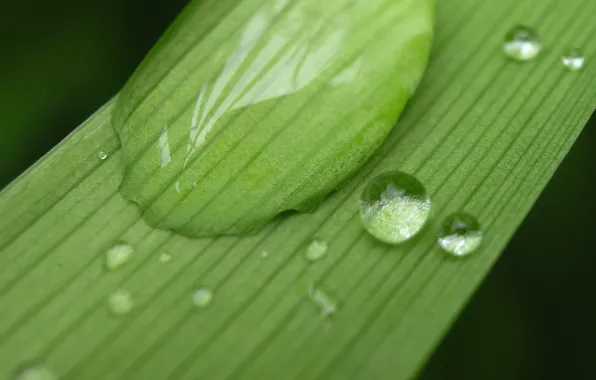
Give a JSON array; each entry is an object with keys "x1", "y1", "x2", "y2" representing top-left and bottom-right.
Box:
[
  {"x1": 503, "y1": 25, "x2": 541, "y2": 61},
  {"x1": 359, "y1": 171, "x2": 431, "y2": 244},
  {"x1": 159, "y1": 252, "x2": 172, "y2": 263},
  {"x1": 308, "y1": 285, "x2": 337, "y2": 318},
  {"x1": 260, "y1": 250, "x2": 269, "y2": 259},
  {"x1": 15, "y1": 365, "x2": 58, "y2": 380},
  {"x1": 107, "y1": 289, "x2": 134, "y2": 316},
  {"x1": 437, "y1": 212, "x2": 483, "y2": 257},
  {"x1": 191, "y1": 288, "x2": 213, "y2": 308},
  {"x1": 105, "y1": 243, "x2": 134, "y2": 270},
  {"x1": 561, "y1": 49, "x2": 584, "y2": 71},
  {"x1": 97, "y1": 151, "x2": 108, "y2": 161},
  {"x1": 305, "y1": 239, "x2": 328, "y2": 262}
]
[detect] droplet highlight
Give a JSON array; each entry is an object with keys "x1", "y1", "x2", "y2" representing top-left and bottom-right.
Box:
[
  {"x1": 159, "y1": 252, "x2": 172, "y2": 263},
  {"x1": 503, "y1": 25, "x2": 541, "y2": 61},
  {"x1": 97, "y1": 151, "x2": 108, "y2": 161},
  {"x1": 15, "y1": 365, "x2": 58, "y2": 380},
  {"x1": 191, "y1": 288, "x2": 213, "y2": 308},
  {"x1": 561, "y1": 49, "x2": 584, "y2": 71},
  {"x1": 105, "y1": 243, "x2": 134, "y2": 270},
  {"x1": 305, "y1": 239, "x2": 328, "y2": 262},
  {"x1": 359, "y1": 171, "x2": 431, "y2": 244},
  {"x1": 107, "y1": 289, "x2": 134, "y2": 316},
  {"x1": 437, "y1": 212, "x2": 483, "y2": 257}
]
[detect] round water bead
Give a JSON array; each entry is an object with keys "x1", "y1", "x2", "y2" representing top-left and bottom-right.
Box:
[
  {"x1": 437, "y1": 212, "x2": 483, "y2": 257},
  {"x1": 359, "y1": 171, "x2": 431, "y2": 244},
  {"x1": 503, "y1": 25, "x2": 541, "y2": 61},
  {"x1": 191, "y1": 288, "x2": 214, "y2": 308},
  {"x1": 561, "y1": 49, "x2": 584, "y2": 71}
]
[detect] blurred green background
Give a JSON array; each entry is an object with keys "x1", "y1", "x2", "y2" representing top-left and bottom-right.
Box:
[{"x1": 1, "y1": 1, "x2": 594, "y2": 379}]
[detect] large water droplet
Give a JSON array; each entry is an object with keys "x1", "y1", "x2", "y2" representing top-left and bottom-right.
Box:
[
  {"x1": 437, "y1": 212, "x2": 483, "y2": 257},
  {"x1": 359, "y1": 171, "x2": 431, "y2": 244},
  {"x1": 561, "y1": 49, "x2": 584, "y2": 71},
  {"x1": 503, "y1": 25, "x2": 541, "y2": 61},
  {"x1": 191, "y1": 288, "x2": 213, "y2": 308},
  {"x1": 107, "y1": 289, "x2": 134, "y2": 316},
  {"x1": 15, "y1": 365, "x2": 58, "y2": 380},
  {"x1": 305, "y1": 239, "x2": 328, "y2": 262},
  {"x1": 105, "y1": 243, "x2": 134, "y2": 270}
]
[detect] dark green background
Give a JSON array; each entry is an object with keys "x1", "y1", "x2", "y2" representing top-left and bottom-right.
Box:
[{"x1": 1, "y1": 1, "x2": 595, "y2": 378}]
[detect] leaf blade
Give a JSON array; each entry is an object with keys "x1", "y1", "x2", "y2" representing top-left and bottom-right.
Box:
[{"x1": 1, "y1": 0, "x2": 595, "y2": 379}]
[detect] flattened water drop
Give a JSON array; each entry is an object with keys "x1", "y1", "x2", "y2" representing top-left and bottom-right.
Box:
[
  {"x1": 97, "y1": 151, "x2": 108, "y2": 161},
  {"x1": 308, "y1": 285, "x2": 337, "y2": 318},
  {"x1": 191, "y1": 288, "x2": 213, "y2": 308},
  {"x1": 561, "y1": 49, "x2": 584, "y2": 71},
  {"x1": 437, "y1": 212, "x2": 483, "y2": 257},
  {"x1": 359, "y1": 171, "x2": 431, "y2": 244},
  {"x1": 107, "y1": 289, "x2": 134, "y2": 316},
  {"x1": 15, "y1": 365, "x2": 58, "y2": 380},
  {"x1": 112, "y1": 0, "x2": 434, "y2": 238},
  {"x1": 503, "y1": 25, "x2": 541, "y2": 61},
  {"x1": 305, "y1": 239, "x2": 328, "y2": 262},
  {"x1": 105, "y1": 243, "x2": 134, "y2": 270},
  {"x1": 159, "y1": 252, "x2": 172, "y2": 263}
]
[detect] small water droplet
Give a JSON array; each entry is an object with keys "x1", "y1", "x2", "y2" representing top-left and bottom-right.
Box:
[
  {"x1": 503, "y1": 25, "x2": 541, "y2": 61},
  {"x1": 107, "y1": 289, "x2": 134, "y2": 316},
  {"x1": 260, "y1": 250, "x2": 269, "y2": 258},
  {"x1": 105, "y1": 243, "x2": 134, "y2": 270},
  {"x1": 305, "y1": 239, "x2": 328, "y2": 262},
  {"x1": 191, "y1": 288, "x2": 213, "y2": 308},
  {"x1": 98, "y1": 151, "x2": 108, "y2": 161},
  {"x1": 15, "y1": 365, "x2": 58, "y2": 380},
  {"x1": 308, "y1": 285, "x2": 337, "y2": 318},
  {"x1": 159, "y1": 252, "x2": 172, "y2": 263},
  {"x1": 437, "y1": 212, "x2": 483, "y2": 257},
  {"x1": 561, "y1": 49, "x2": 584, "y2": 71},
  {"x1": 359, "y1": 171, "x2": 431, "y2": 244}
]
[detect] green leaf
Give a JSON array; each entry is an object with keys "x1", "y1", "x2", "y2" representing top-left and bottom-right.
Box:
[
  {"x1": 1, "y1": 0, "x2": 595, "y2": 380},
  {"x1": 113, "y1": 0, "x2": 433, "y2": 237}
]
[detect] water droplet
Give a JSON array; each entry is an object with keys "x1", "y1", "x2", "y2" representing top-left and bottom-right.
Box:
[
  {"x1": 561, "y1": 49, "x2": 584, "y2": 71},
  {"x1": 503, "y1": 25, "x2": 541, "y2": 61},
  {"x1": 159, "y1": 252, "x2": 172, "y2": 263},
  {"x1": 260, "y1": 250, "x2": 269, "y2": 258},
  {"x1": 437, "y1": 212, "x2": 483, "y2": 257},
  {"x1": 105, "y1": 243, "x2": 134, "y2": 270},
  {"x1": 97, "y1": 151, "x2": 108, "y2": 161},
  {"x1": 191, "y1": 288, "x2": 213, "y2": 308},
  {"x1": 15, "y1": 365, "x2": 58, "y2": 380},
  {"x1": 305, "y1": 239, "x2": 328, "y2": 262},
  {"x1": 359, "y1": 171, "x2": 431, "y2": 244},
  {"x1": 107, "y1": 289, "x2": 134, "y2": 316},
  {"x1": 308, "y1": 285, "x2": 337, "y2": 318}
]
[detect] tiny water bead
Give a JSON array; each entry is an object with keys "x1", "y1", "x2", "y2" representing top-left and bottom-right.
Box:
[
  {"x1": 359, "y1": 171, "x2": 431, "y2": 244},
  {"x1": 107, "y1": 289, "x2": 134, "y2": 316},
  {"x1": 191, "y1": 288, "x2": 213, "y2": 308},
  {"x1": 97, "y1": 151, "x2": 108, "y2": 161},
  {"x1": 437, "y1": 212, "x2": 483, "y2": 257},
  {"x1": 15, "y1": 365, "x2": 58, "y2": 380},
  {"x1": 305, "y1": 239, "x2": 328, "y2": 262},
  {"x1": 105, "y1": 243, "x2": 134, "y2": 270},
  {"x1": 308, "y1": 285, "x2": 337, "y2": 318},
  {"x1": 159, "y1": 252, "x2": 172, "y2": 263},
  {"x1": 561, "y1": 49, "x2": 585, "y2": 71},
  {"x1": 503, "y1": 25, "x2": 541, "y2": 62}
]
